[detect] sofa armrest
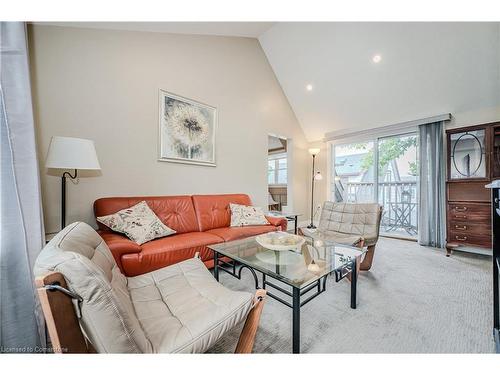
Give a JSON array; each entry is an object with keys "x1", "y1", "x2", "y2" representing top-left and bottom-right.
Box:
[
  {"x1": 265, "y1": 216, "x2": 288, "y2": 231},
  {"x1": 97, "y1": 230, "x2": 142, "y2": 272}
]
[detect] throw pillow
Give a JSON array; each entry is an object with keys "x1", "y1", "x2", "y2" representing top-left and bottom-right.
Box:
[
  {"x1": 230, "y1": 203, "x2": 270, "y2": 227},
  {"x1": 97, "y1": 201, "x2": 176, "y2": 245}
]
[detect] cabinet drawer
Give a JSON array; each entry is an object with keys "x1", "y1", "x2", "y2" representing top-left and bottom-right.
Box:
[
  {"x1": 448, "y1": 222, "x2": 491, "y2": 236},
  {"x1": 448, "y1": 231, "x2": 491, "y2": 248},
  {"x1": 447, "y1": 203, "x2": 490, "y2": 223}
]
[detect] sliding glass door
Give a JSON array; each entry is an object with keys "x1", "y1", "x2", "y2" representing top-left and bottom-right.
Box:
[
  {"x1": 376, "y1": 134, "x2": 418, "y2": 238},
  {"x1": 332, "y1": 132, "x2": 419, "y2": 239}
]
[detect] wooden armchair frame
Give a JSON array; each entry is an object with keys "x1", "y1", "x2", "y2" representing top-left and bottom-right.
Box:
[
  {"x1": 36, "y1": 272, "x2": 266, "y2": 354},
  {"x1": 352, "y1": 239, "x2": 375, "y2": 271}
]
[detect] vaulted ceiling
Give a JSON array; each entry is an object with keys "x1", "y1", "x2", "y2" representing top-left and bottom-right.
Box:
[{"x1": 259, "y1": 22, "x2": 500, "y2": 141}]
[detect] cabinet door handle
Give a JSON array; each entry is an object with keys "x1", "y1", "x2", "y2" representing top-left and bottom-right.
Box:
[
  {"x1": 454, "y1": 215, "x2": 467, "y2": 219},
  {"x1": 455, "y1": 206, "x2": 468, "y2": 212},
  {"x1": 455, "y1": 225, "x2": 467, "y2": 230},
  {"x1": 455, "y1": 236, "x2": 468, "y2": 241}
]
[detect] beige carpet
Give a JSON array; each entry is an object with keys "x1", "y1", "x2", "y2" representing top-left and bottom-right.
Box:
[{"x1": 208, "y1": 237, "x2": 495, "y2": 353}]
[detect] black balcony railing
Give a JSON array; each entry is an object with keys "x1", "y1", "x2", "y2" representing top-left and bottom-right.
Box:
[{"x1": 335, "y1": 181, "x2": 418, "y2": 238}]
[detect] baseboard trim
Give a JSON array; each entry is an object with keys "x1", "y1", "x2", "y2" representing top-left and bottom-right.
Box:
[{"x1": 380, "y1": 234, "x2": 417, "y2": 242}]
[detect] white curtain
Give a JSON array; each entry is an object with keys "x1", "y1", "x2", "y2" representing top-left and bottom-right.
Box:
[
  {"x1": 0, "y1": 22, "x2": 46, "y2": 352},
  {"x1": 418, "y1": 121, "x2": 446, "y2": 248}
]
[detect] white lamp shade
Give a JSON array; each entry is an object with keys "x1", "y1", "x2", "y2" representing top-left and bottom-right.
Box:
[
  {"x1": 45, "y1": 136, "x2": 101, "y2": 170},
  {"x1": 308, "y1": 148, "x2": 320, "y2": 156}
]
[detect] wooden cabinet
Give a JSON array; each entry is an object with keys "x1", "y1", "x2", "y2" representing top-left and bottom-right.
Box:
[
  {"x1": 446, "y1": 122, "x2": 500, "y2": 255},
  {"x1": 492, "y1": 126, "x2": 500, "y2": 179}
]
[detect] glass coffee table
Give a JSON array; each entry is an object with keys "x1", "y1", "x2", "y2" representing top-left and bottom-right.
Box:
[{"x1": 208, "y1": 234, "x2": 366, "y2": 353}]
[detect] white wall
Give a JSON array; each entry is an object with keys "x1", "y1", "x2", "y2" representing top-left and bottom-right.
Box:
[{"x1": 29, "y1": 25, "x2": 309, "y2": 233}]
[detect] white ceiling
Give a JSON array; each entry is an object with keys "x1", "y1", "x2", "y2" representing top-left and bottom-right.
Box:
[
  {"x1": 259, "y1": 22, "x2": 500, "y2": 141},
  {"x1": 33, "y1": 22, "x2": 275, "y2": 38}
]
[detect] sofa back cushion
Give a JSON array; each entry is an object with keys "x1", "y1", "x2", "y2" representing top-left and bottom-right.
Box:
[
  {"x1": 33, "y1": 222, "x2": 152, "y2": 353},
  {"x1": 192, "y1": 194, "x2": 252, "y2": 232},
  {"x1": 94, "y1": 196, "x2": 199, "y2": 234},
  {"x1": 319, "y1": 202, "x2": 382, "y2": 242}
]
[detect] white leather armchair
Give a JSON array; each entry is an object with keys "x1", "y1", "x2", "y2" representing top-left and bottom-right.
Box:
[
  {"x1": 302, "y1": 202, "x2": 383, "y2": 271},
  {"x1": 34, "y1": 222, "x2": 265, "y2": 353}
]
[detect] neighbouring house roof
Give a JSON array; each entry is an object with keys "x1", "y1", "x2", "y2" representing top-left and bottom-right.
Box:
[
  {"x1": 335, "y1": 153, "x2": 368, "y2": 176},
  {"x1": 336, "y1": 152, "x2": 418, "y2": 183}
]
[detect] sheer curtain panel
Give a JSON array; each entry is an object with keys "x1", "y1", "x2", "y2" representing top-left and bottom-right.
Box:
[
  {"x1": 0, "y1": 22, "x2": 46, "y2": 352},
  {"x1": 418, "y1": 121, "x2": 447, "y2": 248}
]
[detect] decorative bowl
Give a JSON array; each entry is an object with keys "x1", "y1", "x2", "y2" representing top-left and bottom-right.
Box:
[{"x1": 255, "y1": 232, "x2": 305, "y2": 251}]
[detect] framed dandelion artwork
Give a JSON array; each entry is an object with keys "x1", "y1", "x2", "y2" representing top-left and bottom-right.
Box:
[{"x1": 158, "y1": 90, "x2": 217, "y2": 166}]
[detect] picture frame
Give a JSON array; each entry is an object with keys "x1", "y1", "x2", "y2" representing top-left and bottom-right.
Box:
[{"x1": 158, "y1": 89, "x2": 217, "y2": 166}]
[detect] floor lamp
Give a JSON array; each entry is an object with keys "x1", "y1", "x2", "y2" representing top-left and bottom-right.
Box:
[
  {"x1": 307, "y1": 148, "x2": 323, "y2": 229},
  {"x1": 45, "y1": 136, "x2": 101, "y2": 229}
]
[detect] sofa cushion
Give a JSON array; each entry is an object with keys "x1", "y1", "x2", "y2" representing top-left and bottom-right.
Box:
[
  {"x1": 230, "y1": 203, "x2": 269, "y2": 227},
  {"x1": 128, "y1": 258, "x2": 253, "y2": 353},
  {"x1": 121, "y1": 232, "x2": 223, "y2": 276},
  {"x1": 192, "y1": 194, "x2": 252, "y2": 232},
  {"x1": 94, "y1": 196, "x2": 199, "y2": 234},
  {"x1": 33, "y1": 222, "x2": 152, "y2": 353},
  {"x1": 97, "y1": 201, "x2": 176, "y2": 245},
  {"x1": 207, "y1": 225, "x2": 277, "y2": 242}
]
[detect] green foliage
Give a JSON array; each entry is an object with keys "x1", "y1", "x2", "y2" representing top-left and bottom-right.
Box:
[
  {"x1": 408, "y1": 161, "x2": 418, "y2": 176},
  {"x1": 351, "y1": 137, "x2": 418, "y2": 174}
]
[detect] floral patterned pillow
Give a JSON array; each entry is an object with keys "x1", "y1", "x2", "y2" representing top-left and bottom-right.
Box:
[
  {"x1": 230, "y1": 203, "x2": 270, "y2": 227},
  {"x1": 97, "y1": 201, "x2": 176, "y2": 245}
]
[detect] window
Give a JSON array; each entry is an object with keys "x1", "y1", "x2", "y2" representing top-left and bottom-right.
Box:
[
  {"x1": 268, "y1": 154, "x2": 287, "y2": 185},
  {"x1": 333, "y1": 141, "x2": 375, "y2": 203}
]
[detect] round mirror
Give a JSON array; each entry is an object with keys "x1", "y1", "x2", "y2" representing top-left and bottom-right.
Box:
[{"x1": 451, "y1": 132, "x2": 484, "y2": 177}]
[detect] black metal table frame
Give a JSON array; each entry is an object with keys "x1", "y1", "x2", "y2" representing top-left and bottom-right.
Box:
[
  {"x1": 212, "y1": 251, "x2": 358, "y2": 354},
  {"x1": 285, "y1": 214, "x2": 299, "y2": 235}
]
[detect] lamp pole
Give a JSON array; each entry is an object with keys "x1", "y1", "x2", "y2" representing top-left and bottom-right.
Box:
[
  {"x1": 308, "y1": 154, "x2": 317, "y2": 229},
  {"x1": 307, "y1": 148, "x2": 323, "y2": 229},
  {"x1": 61, "y1": 169, "x2": 77, "y2": 229},
  {"x1": 46, "y1": 136, "x2": 101, "y2": 231}
]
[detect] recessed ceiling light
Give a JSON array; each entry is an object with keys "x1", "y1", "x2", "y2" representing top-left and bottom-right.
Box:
[
  {"x1": 306, "y1": 84, "x2": 313, "y2": 91},
  {"x1": 372, "y1": 54, "x2": 382, "y2": 63}
]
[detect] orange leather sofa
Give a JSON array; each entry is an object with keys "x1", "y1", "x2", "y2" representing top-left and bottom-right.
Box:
[{"x1": 94, "y1": 194, "x2": 287, "y2": 276}]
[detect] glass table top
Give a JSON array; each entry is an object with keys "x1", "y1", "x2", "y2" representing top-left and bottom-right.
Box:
[
  {"x1": 208, "y1": 234, "x2": 366, "y2": 289},
  {"x1": 266, "y1": 211, "x2": 302, "y2": 217}
]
